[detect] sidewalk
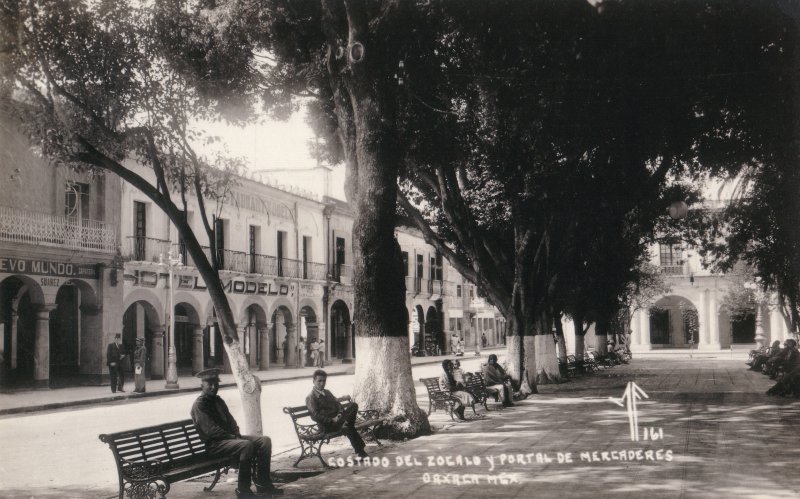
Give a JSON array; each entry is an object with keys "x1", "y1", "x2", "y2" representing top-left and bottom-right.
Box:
[
  {"x1": 0, "y1": 346, "x2": 505, "y2": 416},
  {"x1": 159, "y1": 356, "x2": 798, "y2": 499}
]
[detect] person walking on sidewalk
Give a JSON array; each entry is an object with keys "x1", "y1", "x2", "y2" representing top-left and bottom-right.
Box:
[
  {"x1": 133, "y1": 337, "x2": 147, "y2": 393},
  {"x1": 106, "y1": 333, "x2": 126, "y2": 393},
  {"x1": 190, "y1": 368, "x2": 283, "y2": 498},
  {"x1": 316, "y1": 340, "x2": 325, "y2": 368},
  {"x1": 306, "y1": 369, "x2": 367, "y2": 458}
]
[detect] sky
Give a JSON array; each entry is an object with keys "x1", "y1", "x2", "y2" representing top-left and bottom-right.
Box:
[{"x1": 202, "y1": 109, "x2": 347, "y2": 201}]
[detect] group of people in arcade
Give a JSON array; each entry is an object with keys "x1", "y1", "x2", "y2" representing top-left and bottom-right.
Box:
[{"x1": 747, "y1": 338, "x2": 800, "y2": 397}]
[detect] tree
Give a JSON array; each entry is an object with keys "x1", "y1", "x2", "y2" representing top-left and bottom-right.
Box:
[
  {"x1": 395, "y1": 0, "x2": 783, "y2": 385},
  {"x1": 151, "y1": 0, "x2": 433, "y2": 437},
  {"x1": 0, "y1": 1, "x2": 265, "y2": 432}
]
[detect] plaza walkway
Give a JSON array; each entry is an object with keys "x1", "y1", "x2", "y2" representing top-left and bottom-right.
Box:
[{"x1": 168, "y1": 357, "x2": 798, "y2": 499}]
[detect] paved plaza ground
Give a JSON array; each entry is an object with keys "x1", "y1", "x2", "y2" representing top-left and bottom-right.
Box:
[{"x1": 3, "y1": 354, "x2": 799, "y2": 498}]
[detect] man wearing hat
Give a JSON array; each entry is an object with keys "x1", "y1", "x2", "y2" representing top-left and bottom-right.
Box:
[
  {"x1": 190, "y1": 368, "x2": 282, "y2": 498},
  {"x1": 106, "y1": 333, "x2": 126, "y2": 393}
]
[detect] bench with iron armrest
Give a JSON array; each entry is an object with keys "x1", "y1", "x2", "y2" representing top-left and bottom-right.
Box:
[
  {"x1": 419, "y1": 377, "x2": 476, "y2": 420},
  {"x1": 99, "y1": 419, "x2": 237, "y2": 499},
  {"x1": 283, "y1": 395, "x2": 383, "y2": 468},
  {"x1": 559, "y1": 355, "x2": 578, "y2": 377},
  {"x1": 464, "y1": 372, "x2": 492, "y2": 410},
  {"x1": 588, "y1": 350, "x2": 617, "y2": 368}
]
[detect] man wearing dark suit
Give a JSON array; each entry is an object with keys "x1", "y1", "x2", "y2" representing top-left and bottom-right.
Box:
[
  {"x1": 106, "y1": 333, "x2": 126, "y2": 393},
  {"x1": 190, "y1": 369, "x2": 282, "y2": 498},
  {"x1": 306, "y1": 369, "x2": 367, "y2": 458}
]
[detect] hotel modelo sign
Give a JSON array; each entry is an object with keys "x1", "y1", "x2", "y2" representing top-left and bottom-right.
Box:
[{"x1": 0, "y1": 256, "x2": 100, "y2": 287}]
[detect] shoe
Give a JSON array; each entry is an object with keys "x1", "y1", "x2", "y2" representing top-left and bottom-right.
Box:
[
  {"x1": 118, "y1": 388, "x2": 125, "y2": 392},
  {"x1": 236, "y1": 488, "x2": 256, "y2": 498},
  {"x1": 356, "y1": 449, "x2": 368, "y2": 458},
  {"x1": 502, "y1": 401, "x2": 515, "y2": 407},
  {"x1": 256, "y1": 484, "x2": 284, "y2": 496}
]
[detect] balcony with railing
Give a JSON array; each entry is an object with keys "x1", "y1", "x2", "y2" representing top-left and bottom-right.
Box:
[
  {"x1": 170, "y1": 243, "x2": 329, "y2": 281},
  {"x1": 122, "y1": 236, "x2": 172, "y2": 262},
  {"x1": 660, "y1": 264, "x2": 686, "y2": 276},
  {"x1": 0, "y1": 205, "x2": 117, "y2": 253},
  {"x1": 329, "y1": 263, "x2": 352, "y2": 285},
  {"x1": 427, "y1": 279, "x2": 444, "y2": 296}
]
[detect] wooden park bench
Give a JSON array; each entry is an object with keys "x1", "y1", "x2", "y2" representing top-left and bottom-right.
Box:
[
  {"x1": 98, "y1": 419, "x2": 237, "y2": 499},
  {"x1": 283, "y1": 395, "x2": 383, "y2": 468}
]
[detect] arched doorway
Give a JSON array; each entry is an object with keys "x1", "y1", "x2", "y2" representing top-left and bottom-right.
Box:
[
  {"x1": 730, "y1": 312, "x2": 756, "y2": 344},
  {"x1": 300, "y1": 305, "x2": 318, "y2": 366},
  {"x1": 414, "y1": 305, "x2": 425, "y2": 350},
  {"x1": 173, "y1": 302, "x2": 200, "y2": 374},
  {"x1": 122, "y1": 300, "x2": 161, "y2": 378},
  {"x1": 649, "y1": 295, "x2": 699, "y2": 347},
  {"x1": 243, "y1": 303, "x2": 268, "y2": 368},
  {"x1": 50, "y1": 280, "x2": 99, "y2": 386},
  {"x1": 330, "y1": 300, "x2": 350, "y2": 360},
  {"x1": 1, "y1": 276, "x2": 43, "y2": 388},
  {"x1": 425, "y1": 305, "x2": 442, "y2": 355},
  {"x1": 271, "y1": 306, "x2": 294, "y2": 365}
]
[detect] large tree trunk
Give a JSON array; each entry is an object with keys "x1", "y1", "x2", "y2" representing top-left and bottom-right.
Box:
[
  {"x1": 327, "y1": 1, "x2": 429, "y2": 439},
  {"x1": 533, "y1": 315, "x2": 562, "y2": 384}
]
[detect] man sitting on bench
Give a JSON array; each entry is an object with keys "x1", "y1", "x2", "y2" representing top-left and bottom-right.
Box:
[
  {"x1": 306, "y1": 369, "x2": 368, "y2": 458},
  {"x1": 190, "y1": 368, "x2": 282, "y2": 498}
]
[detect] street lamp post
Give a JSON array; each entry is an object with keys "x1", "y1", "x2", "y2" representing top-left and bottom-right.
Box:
[
  {"x1": 160, "y1": 250, "x2": 183, "y2": 389},
  {"x1": 744, "y1": 279, "x2": 767, "y2": 348}
]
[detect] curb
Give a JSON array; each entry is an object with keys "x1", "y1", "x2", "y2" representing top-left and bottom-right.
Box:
[{"x1": 0, "y1": 350, "x2": 488, "y2": 416}]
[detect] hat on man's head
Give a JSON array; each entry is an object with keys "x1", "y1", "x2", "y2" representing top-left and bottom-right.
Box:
[
  {"x1": 114, "y1": 333, "x2": 121, "y2": 339},
  {"x1": 196, "y1": 368, "x2": 221, "y2": 382},
  {"x1": 135, "y1": 337, "x2": 144, "y2": 344}
]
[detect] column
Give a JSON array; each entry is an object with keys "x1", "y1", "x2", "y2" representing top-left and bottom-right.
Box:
[
  {"x1": 238, "y1": 324, "x2": 250, "y2": 367},
  {"x1": 343, "y1": 321, "x2": 354, "y2": 364},
  {"x1": 754, "y1": 302, "x2": 767, "y2": 347},
  {"x1": 259, "y1": 327, "x2": 270, "y2": 370},
  {"x1": 192, "y1": 327, "x2": 204, "y2": 374},
  {"x1": 769, "y1": 303, "x2": 786, "y2": 343},
  {"x1": 629, "y1": 308, "x2": 641, "y2": 348},
  {"x1": 708, "y1": 291, "x2": 721, "y2": 349},
  {"x1": 284, "y1": 323, "x2": 297, "y2": 368},
  {"x1": 632, "y1": 308, "x2": 651, "y2": 353},
  {"x1": 34, "y1": 305, "x2": 55, "y2": 388},
  {"x1": 10, "y1": 310, "x2": 18, "y2": 369},
  {"x1": 150, "y1": 326, "x2": 165, "y2": 379},
  {"x1": 275, "y1": 324, "x2": 284, "y2": 364},
  {"x1": 698, "y1": 289, "x2": 710, "y2": 348}
]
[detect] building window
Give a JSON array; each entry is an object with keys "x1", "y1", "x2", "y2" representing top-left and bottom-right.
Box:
[
  {"x1": 249, "y1": 225, "x2": 260, "y2": 273},
  {"x1": 214, "y1": 218, "x2": 225, "y2": 269},
  {"x1": 302, "y1": 236, "x2": 312, "y2": 279},
  {"x1": 133, "y1": 201, "x2": 146, "y2": 260},
  {"x1": 65, "y1": 182, "x2": 89, "y2": 221},
  {"x1": 402, "y1": 251, "x2": 409, "y2": 277},
  {"x1": 659, "y1": 243, "x2": 683, "y2": 274},
  {"x1": 277, "y1": 230, "x2": 287, "y2": 277},
  {"x1": 456, "y1": 285, "x2": 462, "y2": 298}
]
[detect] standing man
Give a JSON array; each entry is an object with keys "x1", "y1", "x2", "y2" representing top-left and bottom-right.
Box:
[
  {"x1": 450, "y1": 332, "x2": 459, "y2": 355},
  {"x1": 306, "y1": 370, "x2": 367, "y2": 458},
  {"x1": 190, "y1": 369, "x2": 282, "y2": 498},
  {"x1": 106, "y1": 333, "x2": 126, "y2": 393},
  {"x1": 316, "y1": 340, "x2": 325, "y2": 368}
]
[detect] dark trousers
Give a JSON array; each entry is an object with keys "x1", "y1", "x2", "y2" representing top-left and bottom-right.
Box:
[
  {"x1": 324, "y1": 403, "x2": 365, "y2": 453},
  {"x1": 208, "y1": 435, "x2": 272, "y2": 490},
  {"x1": 109, "y1": 364, "x2": 124, "y2": 392}
]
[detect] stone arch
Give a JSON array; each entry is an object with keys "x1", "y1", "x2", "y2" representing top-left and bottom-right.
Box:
[
  {"x1": 122, "y1": 299, "x2": 162, "y2": 378},
  {"x1": 123, "y1": 289, "x2": 164, "y2": 325},
  {"x1": 330, "y1": 300, "x2": 351, "y2": 360},
  {"x1": 271, "y1": 304, "x2": 295, "y2": 365},
  {"x1": 413, "y1": 304, "x2": 425, "y2": 350},
  {"x1": 650, "y1": 295, "x2": 699, "y2": 347},
  {"x1": 173, "y1": 300, "x2": 201, "y2": 373},
  {"x1": 425, "y1": 305, "x2": 443, "y2": 355},
  {"x1": 49, "y1": 279, "x2": 100, "y2": 384},
  {"x1": 1, "y1": 275, "x2": 45, "y2": 387},
  {"x1": 241, "y1": 301, "x2": 268, "y2": 369}
]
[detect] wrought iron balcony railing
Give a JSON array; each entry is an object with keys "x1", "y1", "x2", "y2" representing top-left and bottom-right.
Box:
[
  {"x1": 660, "y1": 264, "x2": 685, "y2": 276},
  {"x1": 0, "y1": 205, "x2": 117, "y2": 253},
  {"x1": 122, "y1": 236, "x2": 172, "y2": 262}
]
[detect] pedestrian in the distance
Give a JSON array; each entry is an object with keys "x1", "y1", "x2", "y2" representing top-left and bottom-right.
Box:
[
  {"x1": 310, "y1": 338, "x2": 320, "y2": 367},
  {"x1": 316, "y1": 340, "x2": 325, "y2": 368},
  {"x1": 106, "y1": 333, "x2": 126, "y2": 393},
  {"x1": 133, "y1": 337, "x2": 147, "y2": 393},
  {"x1": 298, "y1": 336, "x2": 307, "y2": 367}
]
